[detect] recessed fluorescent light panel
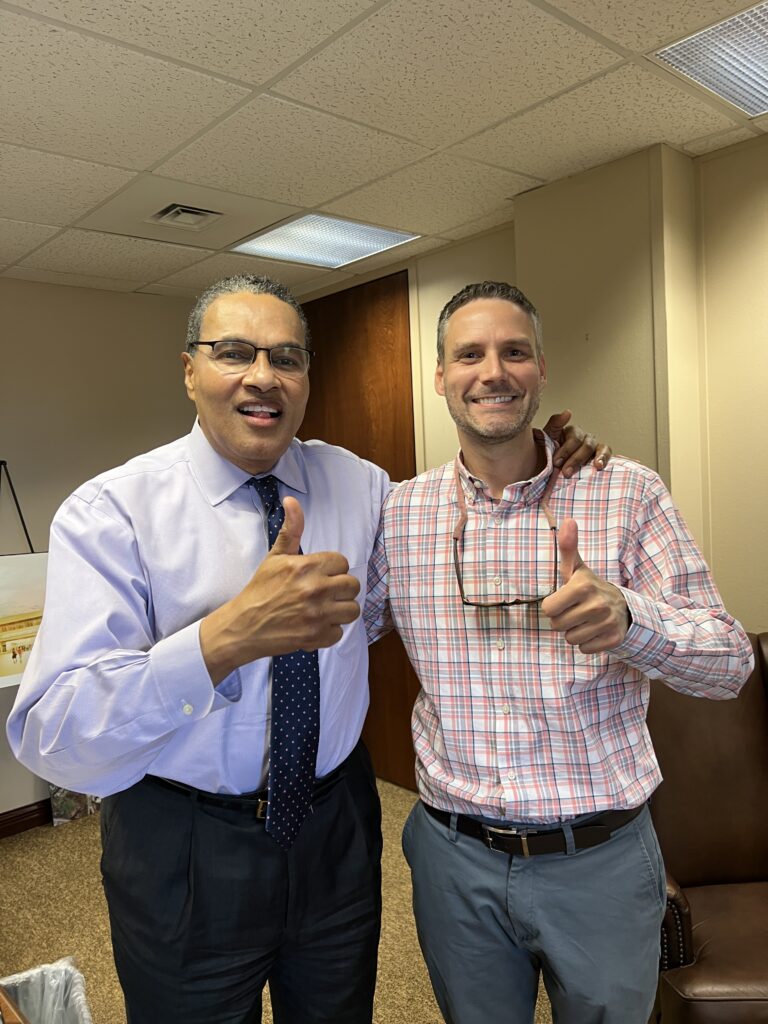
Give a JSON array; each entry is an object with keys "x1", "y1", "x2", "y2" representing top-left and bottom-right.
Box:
[
  {"x1": 655, "y1": 1, "x2": 768, "y2": 116},
  {"x1": 231, "y1": 214, "x2": 420, "y2": 268}
]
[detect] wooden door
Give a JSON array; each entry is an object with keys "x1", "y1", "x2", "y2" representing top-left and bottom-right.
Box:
[{"x1": 301, "y1": 272, "x2": 420, "y2": 790}]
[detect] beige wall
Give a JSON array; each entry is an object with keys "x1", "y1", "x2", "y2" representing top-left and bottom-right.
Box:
[
  {"x1": 653, "y1": 146, "x2": 706, "y2": 545},
  {"x1": 0, "y1": 279, "x2": 194, "y2": 814},
  {"x1": 514, "y1": 150, "x2": 659, "y2": 475},
  {"x1": 698, "y1": 135, "x2": 768, "y2": 632},
  {"x1": 409, "y1": 226, "x2": 516, "y2": 472},
  {"x1": 0, "y1": 278, "x2": 194, "y2": 554}
]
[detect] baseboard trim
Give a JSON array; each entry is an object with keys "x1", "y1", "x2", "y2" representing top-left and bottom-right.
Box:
[{"x1": 0, "y1": 799, "x2": 52, "y2": 839}]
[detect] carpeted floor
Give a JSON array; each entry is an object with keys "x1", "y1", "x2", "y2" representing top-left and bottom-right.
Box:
[{"x1": 0, "y1": 781, "x2": 552, "y2": 1023}]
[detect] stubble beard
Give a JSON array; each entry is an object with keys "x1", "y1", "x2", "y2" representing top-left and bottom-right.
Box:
[{"x1": 447, "y1": 390, "x2": 542, "y2": 446}]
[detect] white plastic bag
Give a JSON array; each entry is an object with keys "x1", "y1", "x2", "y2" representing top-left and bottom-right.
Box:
[{"x1": 0, "y1": 957, "x2": 93, "y2": 1024}]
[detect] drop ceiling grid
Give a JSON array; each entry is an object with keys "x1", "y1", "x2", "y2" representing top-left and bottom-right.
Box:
[
  {"x1": 155, "y1": 94, "x2": 431, "y2": 206},
  {"x1": 8, "y1": 0, "x2": 380, "y2": 85},
  {"x1": 0, "y1": 143, "x2": 137, "y2": 224},
  {"x1": 17, "y1": 230, "x2": 212, "y2": 279},
  {"x1": 272, "y1": 0, "x2": 624, "y2": 148},
  {"x1": 683, "y1": 125, "x2": 761, "y2": 154},
  {"x1": 323, "y1": 153, "x2": 535, "y2": 234},
  {"x1": 542, "y1": 0, "x2": 763, "y2": 53},
  {"x1": 449, "y1": 63, "x2": 741, "y2": 180},
  {"x1": 3, "y1": 267, "x2": 142, "y2": 292},
  {"x1": 155, "y1": 252, "x2": 325, "y2": 291},
  {"x1": 0, "y1": 7, "x2": 250, "y2": 168},
  {"x1": 0, "y1": 0, "x2": 764, "y2": 293},
  {"x1": 0, "y1": 218, "x2": 59, "y2": 264}
]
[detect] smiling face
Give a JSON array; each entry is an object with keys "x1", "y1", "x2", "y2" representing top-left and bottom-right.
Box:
[
  {"x1": 435, "y1": 297, "x2": 546, "y2": 448},
  {"x1": 182, "y1": 291, "x2": 310, "y2": 475}
]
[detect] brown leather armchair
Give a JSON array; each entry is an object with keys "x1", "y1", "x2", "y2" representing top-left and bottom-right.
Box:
[{"x1": 646, "y1": 632, "x2": 768, "y2": 1022}]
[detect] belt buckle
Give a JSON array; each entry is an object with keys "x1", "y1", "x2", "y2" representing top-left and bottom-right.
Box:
[
  {"x1": 483, "y1": 824, "x2": 537, "y2": 857},
  {"x1": 255, "y1": 798, "x2": 268, "y2": 820}
]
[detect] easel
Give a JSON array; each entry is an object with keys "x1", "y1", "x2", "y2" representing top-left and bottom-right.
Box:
[{"x1": 0, "y1": 460, "x2": 34, "y2": 554}]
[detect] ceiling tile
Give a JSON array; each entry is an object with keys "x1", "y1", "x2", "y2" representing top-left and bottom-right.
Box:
[
  {"x1": 683, "y1": 126, "x2": 760, "y2": 155},
  {"x1": 156, "y1": 95, "x2": 429, "y2": 206},
  {"x1": 450, "y1": 64, "x2": 738, "y2": 181},
  {"x1": 2, "y1": 267, "x2": 140, "y2": 292},
  {"x1": 293, "y1": 270, "x2": 358, "y2": 298},
  {"x1": 323, "y1": 154, "x2": 530, "y2": 235},
  {"x1": 11, "y1": 0, "x2": 377, "y2": 84},
  {"x1": 546, "y1": 0, "x2": 757, "y2": 53},
  {"x1": 0, "y1": 8, "x2": 249, "y2": 168},
  {"x1": 0, "y1": 218, "x2": 60, "y2": 264},
  {"x1": 77, "y1": 174, "x2": 300, "y2": 249},
  {"x1": 155, "y1": 253, "x2": 325, "y2": 292},
  {"x1": 138, "y1": 283, "x2": 199, "y2": 298},
  {"x1": 18, "y1": 230, "x2": 209, "y2": 279},
  {"x1": 0, "y1": 144, "x2": 135, "y2": 224},
  {"x1": 274, "y1": 0, "x2": 621, "y2": 148},
  {"x1": 441, "y1": 207, "x2": 517, "y2": 240}
]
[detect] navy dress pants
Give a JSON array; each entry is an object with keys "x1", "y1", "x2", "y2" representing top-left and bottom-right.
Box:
[{"x1": 100, "y1": 742, "x2": 382, "y2": 1024}]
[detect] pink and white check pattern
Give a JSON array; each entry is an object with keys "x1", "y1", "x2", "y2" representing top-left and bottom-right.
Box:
[{"x1": 365, "y1": 435, "x2": 753, "y2": 822}]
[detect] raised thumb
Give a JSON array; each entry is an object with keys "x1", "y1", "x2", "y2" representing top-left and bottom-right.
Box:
[
  {"x1": 269, "y1": 496, "x2": 303, "y2": 556},
  {"x1": 558, "y1": 517, "x2": 583, "y2": 583}
]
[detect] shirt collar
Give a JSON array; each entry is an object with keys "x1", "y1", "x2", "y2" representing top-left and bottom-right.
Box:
[
  {"x1": 455, "y1": 430, "x2": 557, "y2": 506},
  {"x1": 188, "y1": 420, "x2": 309, "y2": 506}
]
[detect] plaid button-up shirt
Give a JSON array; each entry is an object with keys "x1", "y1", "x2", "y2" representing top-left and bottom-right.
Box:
[{"x1": 365, "y1": 433, "x2": 753, "y2": 822}]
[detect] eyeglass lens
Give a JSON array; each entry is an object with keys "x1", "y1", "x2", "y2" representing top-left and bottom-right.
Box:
[{"x1": 205, "y1": 341, "x2": 310, "y2": 376}]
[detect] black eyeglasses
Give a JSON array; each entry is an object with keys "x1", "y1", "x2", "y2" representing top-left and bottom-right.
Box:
[
  {"x1": 191, "y1": 340, "x2": 314, "y2": 377},
  {"x1": 452, "y1": 462, "x2": 560, "y2": 607}
]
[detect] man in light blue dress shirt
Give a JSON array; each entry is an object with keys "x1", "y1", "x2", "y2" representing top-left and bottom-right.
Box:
[{"x1": 7, "y1": 274, "x2": 601, "y2": 1024}]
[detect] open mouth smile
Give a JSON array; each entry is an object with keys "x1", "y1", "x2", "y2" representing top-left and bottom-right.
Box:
[{"x1": 238, "y1": 402, "x2": 281, "y2": 420}]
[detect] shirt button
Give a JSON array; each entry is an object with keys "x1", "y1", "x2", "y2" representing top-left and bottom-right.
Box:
[
  {"x1": 493, "y1": 575, "x2": 502, "y2": 587},
  {"x1": 501, "y1": 704, "x2": 511, "y2": 715},
  {"x1": 494, "y1": 516, "x2": 502, "y2": 525},
  {"x1": 507, "y1": 770, "x2": 517, "y2": 781},
  {"x1": 496, "y1": 638, "x2": 505, "y2": 650},
  {"x1": 182, "y1": 702, "x2": 194, "y2": 716}
]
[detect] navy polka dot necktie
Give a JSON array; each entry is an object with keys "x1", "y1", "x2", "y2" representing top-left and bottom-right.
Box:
[{"x1": 251, "y1": 475, "x2": 320, "y2": 850}]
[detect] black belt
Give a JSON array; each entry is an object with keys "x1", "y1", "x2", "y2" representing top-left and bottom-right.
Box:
[
  {"x1": 422, "y1": 801, "x2": 645, "y2": 856},
  {"x1": 144, "y1": 759, "x2": 348, "y2": 819}
]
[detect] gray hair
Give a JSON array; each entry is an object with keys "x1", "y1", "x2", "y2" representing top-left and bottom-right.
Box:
[
  {"x1": 436, "y1": 281, "x2": 543, "y2": 362},
  {"x1": 185, "y1": 274, "x2": 310, "y2": 351}
]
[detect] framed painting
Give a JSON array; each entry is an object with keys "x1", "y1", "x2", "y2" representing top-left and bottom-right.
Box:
[
  {"x1": 0, "y1": 551, "x2": 100, "y2": 824},
  {"x1": 0, "y1": 551, "x2": 47, "y2": 689}
]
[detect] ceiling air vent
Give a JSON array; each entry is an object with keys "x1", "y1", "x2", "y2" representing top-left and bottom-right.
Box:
[{"x1": 147, "y1": 203, "x2": 223, "y2": 231}]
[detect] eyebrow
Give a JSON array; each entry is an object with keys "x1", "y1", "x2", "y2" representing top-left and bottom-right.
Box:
[{"x1": 452, "y1": 338, "x2": 534, "y2": 355}]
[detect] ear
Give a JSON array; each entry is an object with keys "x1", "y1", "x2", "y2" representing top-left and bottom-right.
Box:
[
  {"x1": 434, "y1": 360, "x2": 445, "y2": 397},
  {"x1": 538, "y1": 354, "x2": 547, "y2": 388},
  {"x1": 181, "y1": 352, "x2": 196, "y2": 402}
]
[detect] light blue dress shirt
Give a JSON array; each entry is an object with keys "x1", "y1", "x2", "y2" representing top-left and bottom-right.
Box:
[{"x1": 7, "y1": 422, "x2": 390, "y2": 797}]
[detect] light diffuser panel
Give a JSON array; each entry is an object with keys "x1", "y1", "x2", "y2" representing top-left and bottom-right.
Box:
[
  {"x1": 655, "y1": 2, "x2": 768, "y2": 117},
  {"x1": 231, "y1": 214, "x2": 419, "y2": 268}
]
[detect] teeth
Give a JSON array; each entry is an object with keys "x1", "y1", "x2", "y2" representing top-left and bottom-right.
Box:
[
  {"x1": 240, "y1": 403, "x2": 279, "y2": 415},
  {"x1": 474, "y1": 396, "x2": 516, "y2": 404}
]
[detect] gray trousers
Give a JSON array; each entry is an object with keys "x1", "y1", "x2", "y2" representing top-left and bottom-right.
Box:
[{"x1": 403, "y1": 800, "x2": 665, "y2": 1024}]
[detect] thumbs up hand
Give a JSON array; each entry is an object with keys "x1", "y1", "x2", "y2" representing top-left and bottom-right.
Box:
[
  {"x1": 540, "y1": 518, "x2": 629, "y2": 654},
  {"x1": 268, "y1": 495, "x2": 304, "y2": 556},
  {"x1": 200, "y1": 497, "x2": 361, "y2": 684}
]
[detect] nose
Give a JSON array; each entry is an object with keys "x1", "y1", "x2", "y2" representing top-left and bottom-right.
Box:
[
  {"x1": 479, "y1": 351, "x2": 507, "y2": 382},
  {"x1": 242, "y1": 350, "x2": 279, "y2": 388}
]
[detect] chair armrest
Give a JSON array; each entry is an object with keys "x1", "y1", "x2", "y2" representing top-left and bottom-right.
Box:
[{"x1": 660, "y1": 870, "x2": 694, "y2": 970}]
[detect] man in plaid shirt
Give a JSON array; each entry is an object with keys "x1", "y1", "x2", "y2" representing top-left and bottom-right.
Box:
[{"x1": 365, "y1": 281, "x2": 753, "y2": 1024}]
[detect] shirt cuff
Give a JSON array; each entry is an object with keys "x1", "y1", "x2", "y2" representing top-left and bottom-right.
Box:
[
  {"x1": 611, "y1": 587, "x2": 674, "y2": 670},
  {"x1": 149, "y1": 620, "x2": 241, "y2": 724}
]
